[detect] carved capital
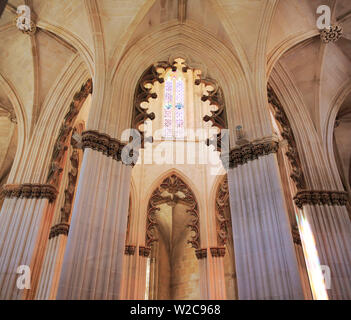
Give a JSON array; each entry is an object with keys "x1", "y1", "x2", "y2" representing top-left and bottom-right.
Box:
[
  {"x1": 139, "y1": 246, "x2": 151, "y2": 257},
  {"x1": 210, "y1": 247, "x2": 226, "y2": 258},
  {"x1": 195, "y1": 248, "x2": 207, "y2": 260},
  {"x1": 1, "y1": 184, "x2": 57, "y2": 202},
  {"x1": 82, "y1": 130, "x2": 136, "y2": 165},
  {"x1": 294, "y1": 190, "x2": 348, "y2": 209},
  {"x1": 49, "y1": 223, "x2": 70, "y2": 239},
  {"x1": 125, "y1": 245, "x2": 136, "y2": 256},
  {"x1": 228, "y1": 138, "x2": 279, "y2": 168}
]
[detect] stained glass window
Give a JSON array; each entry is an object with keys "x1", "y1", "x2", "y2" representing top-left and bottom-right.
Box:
[
  {"x1": 175, "y1": 78, "x2": 184, "y2": 138},
  {"x1": 163, "y1": 72, "x2": 185, "y2": 138},
  {"x1": 163, "y1": 77, "x2": 173, "y2": 138}
]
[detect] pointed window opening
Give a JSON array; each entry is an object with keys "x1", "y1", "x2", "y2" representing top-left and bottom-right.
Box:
[{"x1": 163, "y1": 71, "x2": 185, "y2": 139}]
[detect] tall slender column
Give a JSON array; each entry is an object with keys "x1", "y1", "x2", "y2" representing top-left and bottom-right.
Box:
[
  {"x1": 227, "y1": 138, "x2": 305, "y2": 299},
  {"x1": 0, "y1": 185, "x2": 57, "y2": 299},
  {"x1": 294, "y1": 192, "x2": 351, "y2": 299},
  {"x1": 56, "y1": 131, "x2": 132, "y2": 299}
]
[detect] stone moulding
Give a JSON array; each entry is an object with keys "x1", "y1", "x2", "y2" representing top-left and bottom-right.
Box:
[
  {"x1": 49, "y1": 223, "x2": 70, "y2": 239},
  {"x1": 210, "y1": 247, "x2": 226, "y2": 258},
  {"x1": 125, "y1": 245, "x2": 136, "y2": 256},
  {"x1": 227, "y1": 139, "x2": 279, "y2": 169},
  {"x1": 195, "y1": 248, "x2": 207, "y2": 260},
  {"x1": 1, "y1": 183, "x2": 57, "y2": 202},
  {"x1": 293, "y1": 190, "x2": 348, "y2": 209},
  {"x1": 81, "y1": 130, "x2": 135, "y2": 165}
]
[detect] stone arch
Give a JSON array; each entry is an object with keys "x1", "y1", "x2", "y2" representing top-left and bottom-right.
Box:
[
  {"x1": 145, "y1": 171, "x2": 200, "y2": 253},
  {"x1": 94, "y1": 21, "x2": 264, "y2": 142},
  {"x1": 0, "y1": 73, "x2": 27, "y2": 183},
  {"x1": 324, "y1": 80, "x2": 351, "y2": 189}
]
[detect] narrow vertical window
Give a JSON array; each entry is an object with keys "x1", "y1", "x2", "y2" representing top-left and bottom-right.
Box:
[
  {"x1": 163, "y1": 77, "x2": 173, "y2": 138},
  {"x1": 163, "y1": 72, "x2": 185, "y2": 138},
  {"x1": 175, "y1": 78, "x2": 185, "y2": 138}
]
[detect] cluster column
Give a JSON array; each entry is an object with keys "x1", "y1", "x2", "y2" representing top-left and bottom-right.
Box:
[
  {"x1": 294, "y1": 191, "x2": 351, "y2": 299},
  {"x1": 56, "y1": 131, "x2": 132, "y2": 299},
  {"x1": 226, "y1": 138, "x2": 305, "y2": 299},
  {"x1": 0, "y1": 185, "x2": 57, "y2": 299}
]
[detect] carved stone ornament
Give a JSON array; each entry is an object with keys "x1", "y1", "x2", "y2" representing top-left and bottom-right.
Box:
[
  {"x1": 47, "y1": 79, "x2": 92, "y2": 187},
  {"x1": 195, "y1": 248, "x2": 207, "y2": 260},
  {"x1": 81, "y1": 130, "x2": 136, "y2": 165},
  {"x1": 49, "y1": 149, "x2": 80, "y2": 239},
  {"x1": 125, "y1": 245, "x2": 137, "y2": 256},
  {"x1": 49, "y1": 223, "x2": 70, "y2": 239},
  {"x1": 210, "y1": 247, "x2": 226, "y2": 258},
  {"x1": 227, "y1": 138, "x2": 279, "y2": 169},
  {"x1": 320, "y1": 25, "x2": 343, "y2": 43},
  {"x1": 145, "y1": 174, "x2": 200, "y2": 250},
  {"x1": 293, "y1": 190, "x2": 348, "y2": 209},
  {"x1": 139, "y1": 246, "x2": 151, "y2": 257},
  {"x1": 196, "y1": 75, "x2": 227, "y2": 153},
  {"x1": 267, "y1": 85, "x2": 307, "y2": 190},
  {"x1": 216, "y1": 176, "x2": 230, "y2": 247},
  {"x1": 1, "y1": 184, "x2": 57, "y2": 202},
  {"x1": 291, "y1": 225, "x2": 301, "y2": 246}
]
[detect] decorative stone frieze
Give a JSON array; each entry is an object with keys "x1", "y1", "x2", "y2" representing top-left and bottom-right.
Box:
[
  {"x1": 139, "y1": 246, "x2": 151, "y2": 257},
  {"x1": 1, "y1": 183, "x2": 57, "y2": 202},
  {"x1": 47, "y1": 79, "x2": 92, "y2": 187},
  {"x1": 125, "y1": 245, "x2": 136, "y2": 256},
  {"x1": 267, "y1": 85, "x2": 306, "y2": 190},
  {"x1": 210, "y1": 247, "x2": 226, "y2": 258},
  {"x1": 228, "y1": 138, "x2": 279, "y2": 169},
  {"x1": 195, "y1": 248, "x2": 207, "y2": 260},
  {"x1": 293, "y1": 190, "x2": 348, "y2": 209},
  {"x1": 320, "y1": 25, "x2": 343, "y2": 43},
  {"x1": 145, "y1": 174, "x2": 200, "y2": 250},
  {"x1": 49, "y1": 149, "x2": 80, "y2": 240},
  {"x1": 49, "y1": 223, "x2": 70, "y2": 239},
  {"x1": 81, "y1": 130, "x2": 135, "y2": 165},
  {"x1": 215, "y1": 176, "x2": 230, "y2": 247}
]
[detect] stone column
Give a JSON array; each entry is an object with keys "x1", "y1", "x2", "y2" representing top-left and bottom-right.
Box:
[
  {"x1": 56, "y1": 131, "x2": 132, "y2": 299},
  {"x1": 0, "y1": 185, "x2": 57, "y2": 299},
  {"x1": 208, "y1": 248, "x2": 227, "y2": 300},
  {"x1": 227, "y1": 138, "x2": 305, "y2": 300},
  {"x1": 294, "y1": 191, "x2": 351, "y2": 299}
]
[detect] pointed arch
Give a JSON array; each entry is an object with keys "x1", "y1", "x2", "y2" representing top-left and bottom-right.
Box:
[{"x1": 144, "y1": 169, "x2": 200, "y2": 253}]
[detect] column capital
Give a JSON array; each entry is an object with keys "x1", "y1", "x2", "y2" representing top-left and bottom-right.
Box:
[
  {"x1": 139, "y1": 246, "x2": 151, "y2": 257},
  {"x1": 228, "y1": 137, "x2": 279, "y2": 169},
  {"x1": 210, "y1": 247, "x2": 226, "y2": 258},
  {"x1": 49, "y1": 223, "x2": 70, "y2": 239},
  {"x1": 82, "y1": 130, "x2": 135, "y2": 165},
  {"x1": 124, "y1": 245, "x2": 136, "y2": 256},
  {"x1": 294, "y1": 190, "x2": 348, "y2": 209},
  {"x1": 1, "y1": 183, "x2": 57, "y2": 202},
  {"x1": 195, "y1": 248, "x2": 207, "y2": 260}
]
